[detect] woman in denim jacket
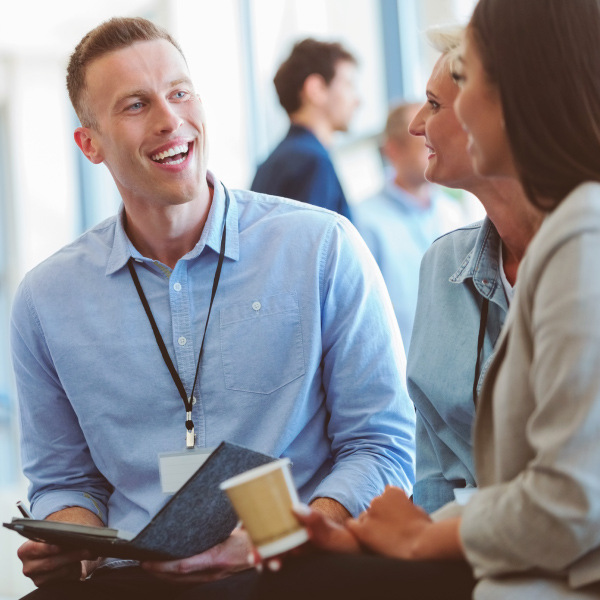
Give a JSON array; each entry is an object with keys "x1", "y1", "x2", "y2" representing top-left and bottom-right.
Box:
[{"x1": 406, "y1": 25, "x2": 542, "y2": 513}]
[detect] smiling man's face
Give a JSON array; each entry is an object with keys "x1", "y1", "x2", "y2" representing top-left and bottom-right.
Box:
[{"x1": 75, "y1": 39, "x2": 209, "y2": 210}]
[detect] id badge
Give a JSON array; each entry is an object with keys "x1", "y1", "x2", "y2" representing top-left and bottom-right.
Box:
[{"x1": 158, "y1": 447, "x2": 215, "y2": 494}]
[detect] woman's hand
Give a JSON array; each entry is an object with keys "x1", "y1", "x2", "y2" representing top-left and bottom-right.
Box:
[
  {"x1": 347, "y1": 486, "x2": 464, "y2": 561},
  {"x1": 346, "y1": 486, "x2": 431, "y2": 559}
]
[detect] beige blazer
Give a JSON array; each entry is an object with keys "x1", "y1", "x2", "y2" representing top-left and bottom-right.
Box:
[{"x1": 457, "y1": 182, "x2": 600, "y2": 598}]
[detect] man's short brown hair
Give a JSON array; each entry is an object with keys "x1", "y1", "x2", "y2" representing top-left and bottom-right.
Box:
[
  {"x1": 67, "y1": 17, "x2": 184, "y2": 129},
  {"x1": 273, "y1": 38, "x2": 356, "y2": 116}
]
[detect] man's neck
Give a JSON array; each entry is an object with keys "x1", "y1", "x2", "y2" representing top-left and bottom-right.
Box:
[
  {"x1": 393, "y1": 174, "x2": 429, "y2": 207},
  {"x1": 123, "y1": 184, "x2": 214, "y2": 270},
  {"x1": 290, "y1": 112, "x2": 334, "y2": 147}
]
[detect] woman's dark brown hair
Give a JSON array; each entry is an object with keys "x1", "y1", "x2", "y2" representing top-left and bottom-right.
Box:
[{"x1": 469, "y1": 0, "x2": 600, "y2": 210}]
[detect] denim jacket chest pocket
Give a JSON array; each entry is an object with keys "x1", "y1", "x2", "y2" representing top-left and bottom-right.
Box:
[{"x1": 219, "y1": 291, "x2": 306, "y2": 394}]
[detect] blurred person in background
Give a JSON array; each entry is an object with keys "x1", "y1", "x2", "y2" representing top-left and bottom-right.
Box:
[
  {"x1": 354, "y1": 102, "x2": 468, "y2": 348},
  {"x1": 251, "y1": 38, "x2": 359, "y2": 220}
]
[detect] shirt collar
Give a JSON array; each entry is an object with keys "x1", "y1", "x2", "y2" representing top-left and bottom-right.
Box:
[
  {"x1": 105, "y1": 170, "x2": 239, "y2": 276},
  {"x1": 449, "y1": 216, "x2": 502, "y2": 299},
  {"x1": 383, "y1": 180, "x2": 435, "y2": 214}
]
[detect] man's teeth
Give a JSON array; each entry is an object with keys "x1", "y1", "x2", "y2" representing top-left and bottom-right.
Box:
[{"x1": 151, "y1": 143, "x2": 189, "y2": 162}]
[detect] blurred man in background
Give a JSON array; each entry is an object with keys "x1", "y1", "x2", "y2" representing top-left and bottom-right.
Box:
[
  {"x1": 354, "y1": 103, "x2": 468, "y2": 349},
  {"x1": 251, "y1": 38, "x2": 359, "y2": 221}
]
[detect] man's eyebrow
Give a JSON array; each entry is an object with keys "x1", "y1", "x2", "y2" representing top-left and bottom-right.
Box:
[
  {"x1": 113, "y1": 78, "x2": 194, "y2": 110},
  {"x1": 114, "y1": 89, "x2": 148, "y2": 108},
  {"x1": 170, "y1": 77, "x2": 193, "y2": 87}
]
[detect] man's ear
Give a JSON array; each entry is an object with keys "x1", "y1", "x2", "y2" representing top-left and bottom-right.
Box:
[
  {"x1": 301, "y1": 73, "x2": 329, "y2": 107},
  {"x1": 74, "y1": 127, "x2": 104, "y2": 164},
  {"x1": 382, "y1": 138, "x2": 402, "y2": 163}
]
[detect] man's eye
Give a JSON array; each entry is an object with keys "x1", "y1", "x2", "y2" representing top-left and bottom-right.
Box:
[
  {"x1": 127, "y1": 102, "x2": 144, "y2": 111},
  {"x1": 173, "y1": 91, "x2": 188, "y2": 100}
]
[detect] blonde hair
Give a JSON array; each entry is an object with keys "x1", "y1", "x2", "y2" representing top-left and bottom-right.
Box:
[{"x1": 425, "y1": 24, "x2": 464, "y2": 76}]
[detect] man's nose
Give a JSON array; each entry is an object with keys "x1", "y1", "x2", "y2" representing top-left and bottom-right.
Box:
[{"x1": 153, "y1": 100, "x2": 183, "y2": 133}]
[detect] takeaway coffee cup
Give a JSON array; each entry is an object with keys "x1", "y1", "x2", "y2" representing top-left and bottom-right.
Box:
[{"x1": 220, "y1": 458, "x2": 309, "y2": 558}]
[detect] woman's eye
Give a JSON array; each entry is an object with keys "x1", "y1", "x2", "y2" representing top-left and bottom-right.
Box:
[
  {"x1": 428, "y1": 100, "x2": 440, "y2": 110},
  {"x1": 451, "y1": 71, "x2": 465, "y2": 86},
  {"x1": 173, "y1": 91, "x2": 188, "y2": 100}
]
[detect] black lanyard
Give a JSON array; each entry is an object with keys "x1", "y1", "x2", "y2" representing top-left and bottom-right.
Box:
[
  {"x1": 472, "y1": 297, "x2": 489, "y2": 405},
  {"x1": 127, "y1": 186, "x2": 230, "y2": 448},
  {"x1": 473, "y1": 298, "x2": 490, "y2": 406}
]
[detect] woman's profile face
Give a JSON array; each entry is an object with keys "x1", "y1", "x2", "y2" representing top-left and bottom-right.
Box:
[
  {"x1": 408, "y1": 56, "x2": 475, "y2": 190},
  {"x1": 453, "y1": 30, "x2": 516, "y2": 178}
]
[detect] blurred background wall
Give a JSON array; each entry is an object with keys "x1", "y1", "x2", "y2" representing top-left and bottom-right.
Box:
[{"x1": 0, "y1": 0, "x2": 477, "y2": 596}]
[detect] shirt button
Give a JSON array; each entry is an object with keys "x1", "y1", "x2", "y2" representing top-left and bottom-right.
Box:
[
  {"x1": 252, "y1": 301, "x2": 261, "y2": 311},
  {"x1": 178, "y1": 336, "x2": 187, "y2": 346},
  {"x1": 173, "y1": 282, "x2": 182, "y2": 292}
]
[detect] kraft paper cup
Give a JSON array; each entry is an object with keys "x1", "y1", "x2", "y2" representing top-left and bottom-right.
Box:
[{"x1": 220, "y1": 458, "x2": 309, "y2": 558}]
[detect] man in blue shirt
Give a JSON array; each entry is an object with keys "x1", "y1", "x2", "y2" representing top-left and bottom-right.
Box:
[
  {"x1": 10, "y1": 18, "x2": 414, "y2": 598},
  {"x1": 250, "y1": 39, "x2": 358, "y2": 220},
  {"x1": 354, "y1": 103, "x2": 470, "y2": 349}
]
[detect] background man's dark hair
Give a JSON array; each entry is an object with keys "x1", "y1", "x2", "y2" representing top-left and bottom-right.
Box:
[
  {"x1": 273, "y1": 38, "x2": 356, "y2": 115},
  {"x1": 67, "y1": 17, "x2": 184, "y2": 129}
]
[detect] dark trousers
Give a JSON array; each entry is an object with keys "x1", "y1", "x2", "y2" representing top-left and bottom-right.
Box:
[
  {"x1": 21, "y1": 555, "x2": 476, "y2": 600},
  {"x1": 253, "y1": 553, "x2": 476, "y2": 600},
  {"x1": 21, "y1": 566, "x2": 258, "y2": 600}
]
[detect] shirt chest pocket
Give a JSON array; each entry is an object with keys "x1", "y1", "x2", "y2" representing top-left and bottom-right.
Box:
[{"x1": 219, "y1": 292, "x2": 305, "y2": 394}]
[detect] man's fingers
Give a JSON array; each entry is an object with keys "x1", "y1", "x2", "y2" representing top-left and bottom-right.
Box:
[
  {"x1": 27, "y1": 560, "x2": 83, "y2": 587},
  {"x1": 17, "y1": 541, "x2": 60, "y2": 561}
]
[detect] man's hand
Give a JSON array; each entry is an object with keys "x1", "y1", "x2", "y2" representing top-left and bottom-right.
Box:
[
  {"x1": 18, "y1": 507, "x2": 102, "y2": 587},
  {"x1": 294, "y1": 505, "x2": 361, "y2": 554},
  {"x1": 141, "y1": 527, "x2": 253, "y2": 584},
  {"x1": 309, "y1": 497, "x2": 351, "y2": 524}
]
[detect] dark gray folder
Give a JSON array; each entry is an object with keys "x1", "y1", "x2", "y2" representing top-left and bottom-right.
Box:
[{"x1": 3, "y1": 442, "x2": 274, "y2": 560}]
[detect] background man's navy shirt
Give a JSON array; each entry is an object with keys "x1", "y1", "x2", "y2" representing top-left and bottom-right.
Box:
[{"x1": 251, "y1": 124, "x2": 352, "y2": 221}]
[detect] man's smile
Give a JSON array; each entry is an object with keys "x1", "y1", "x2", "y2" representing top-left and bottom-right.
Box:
[{"x1": 150, "y1": 140, "x2": 192, "y2": 165}]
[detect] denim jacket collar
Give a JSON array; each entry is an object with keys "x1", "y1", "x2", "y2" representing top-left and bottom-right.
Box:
[{"x1": 449, "y1": 217, "x2": 507, "y2": 308}]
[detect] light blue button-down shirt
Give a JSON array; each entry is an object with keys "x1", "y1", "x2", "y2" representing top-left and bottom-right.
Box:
[
  {"x1": 407, "y1": 218, "x2": 508, "y2": 514},
  {"x1": 11, "y1": 172, "x2": 415, "y2": 536},
  {"x1": 354, "y1": 181, "x2": 467, "y2": 349}
]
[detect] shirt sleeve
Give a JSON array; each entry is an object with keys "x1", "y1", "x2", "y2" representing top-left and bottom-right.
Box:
[
  {"x1": 412, "y1": 413, "x2": 458, "y2": 513},
  {"x1": 11, "y1": 276, "x2": 112, "y2": 523},
  {"x1": 460, "y1": 230, "x2": 600, "y2": 578},
  {"x1": 308, "y1": 217, "x2": 416, "y2": 516}
]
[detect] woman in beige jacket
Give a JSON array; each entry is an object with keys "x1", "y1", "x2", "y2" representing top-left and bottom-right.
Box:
[{"x1": 255, "y1": 0, "x2": 600, "y2": 598}]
